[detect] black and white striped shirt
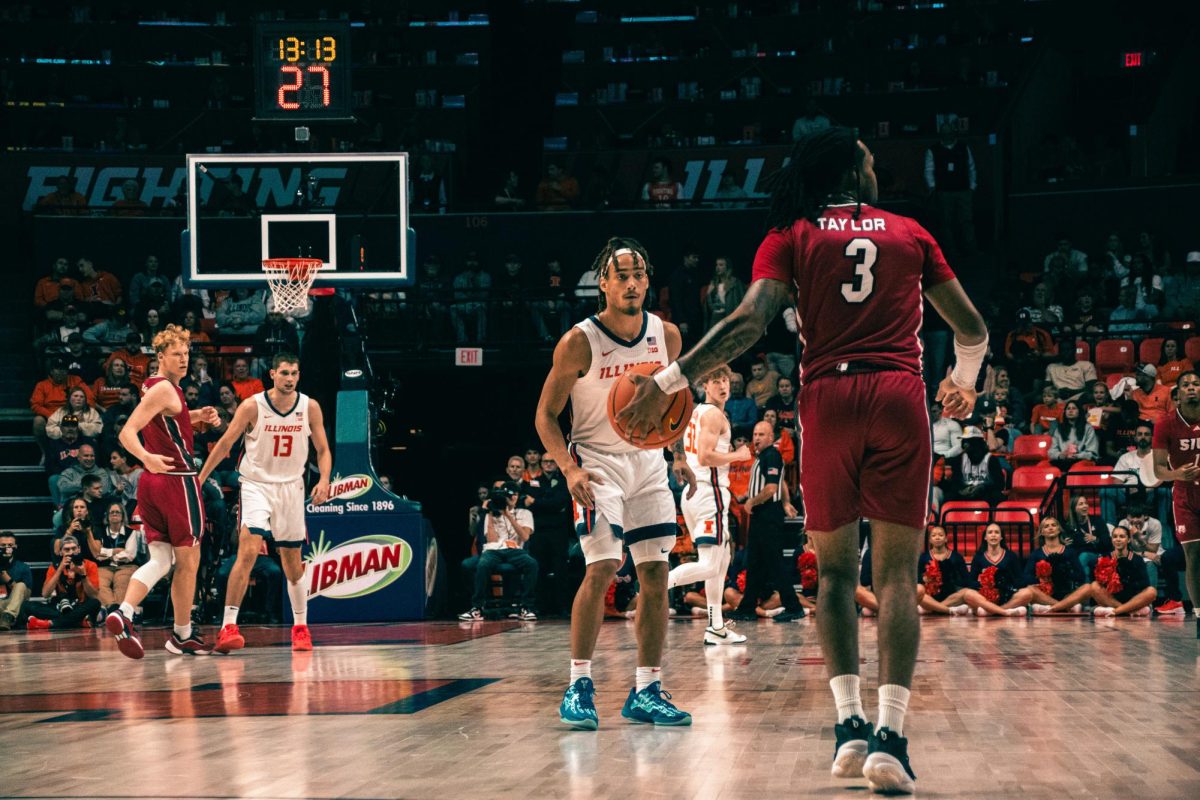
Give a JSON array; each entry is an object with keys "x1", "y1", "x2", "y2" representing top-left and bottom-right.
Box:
[{"x1": 748, "y1": 444, "x2": 785, "y2": 513}]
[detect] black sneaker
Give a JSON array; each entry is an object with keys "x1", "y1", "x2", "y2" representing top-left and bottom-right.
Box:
[
  {"x1": 863, "y1": 726, "x2": 916, "y2": 794},
  {"x1": 458, "y1": 607, "x2": 484, "y2": 621},
  {"x1": 772, "y1": 609, "x2": 805, "y2": 622},
  {"x1": 165, "y1": 631, "x2": 213, "y2": 656},
  {"x1": 832, "y1": 715, "x2": 872, "y2": 778}
]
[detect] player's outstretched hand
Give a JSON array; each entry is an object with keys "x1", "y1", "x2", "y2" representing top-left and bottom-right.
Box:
[
  {"x1": 197, "y1": 406, "x2": 220, "y2": 426},
  {"x1": 935, "y1": 375, "x2": 977, "y2": 420},
  {"x1": 615, "y1": 373, "x2": 672, "y2": 441},
  {"x1": 672, "y1": 459, "x2": 697, "y2": 500},
  {"x1": 142, "y1": 453, "x2": 176, "y2": 474},
  {"x1": 565, "y1": 464, "x2": 604, "y2": 510},
  {"x1": 310, "y1": 479, "x2": 331, "y2": 505}
]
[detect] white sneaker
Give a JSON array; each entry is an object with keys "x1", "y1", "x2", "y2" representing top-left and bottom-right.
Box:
[
  {"x1": 1070, "y1": 604, "x2": 1082, "y2": 613},
  {"x1": 861, "y1": 607, "x2": 875, "y2": 617},
  {"x1": 690, "y1": 606, "x2": 707, "y2": 617},
  {"x1": 1006, "y1": 607, "x2": 1026, "y2": 617},
  {"x1": 1092, "y1": 606, "x2": 1116, "y2": 618},
  {"x1": 1133, "y1": 606, "x2": 1151, "y2": 617},
  {"x1": 917, "y1": 606, "x2": 927, "y2": 615},
  {"x1": 949, "y1": 604, "x2": 970, "y2": 616},
  {"x1": 762, "y1": 606, "x2": 784, "y2": 618},
  {"x1": 1032, "y1": 604, "x2": 1053, "y2": 615},
  {"x1": 975, "y1": 607, "x2": 988, "y2": 617},
  {"x1": 704, "y1": 625, "x2": 747, "y2": 646}
]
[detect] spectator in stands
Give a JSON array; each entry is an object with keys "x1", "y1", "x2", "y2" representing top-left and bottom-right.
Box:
[
  {"x1": 1048, "y1": 400, "x2": 1099, "y2": 469},
  {"x1": 1043, "y1": 236, "x2": 1088, "y2": 276},
  {"x1": 520, "y1": 447, "x2": 543, "y2": 483},
  {"x1": 109, "y1": 179, "x2": 147, "y2": 216},
  {"x1": 1030, "y1": 385, "x2": 1064, "y2": 434},
  {"x1": 1027, "y1": 282, "x2": 1063, "y2": 326},
  {"x1": 931, "y1": 400, "x2": 963, "y2": 459},
  {"x1": 713, "y1": 172, "x2": 749, "y2": 209},
  {"x1": 791, "y1": 100, "x2": 831, "y2": 141},
  {"x1": 531, "y1": 255, "x2": 571, "y2": 342},
  {"x1": 1064, "y1": 494, "x2": 1112, "y2": 579},
  {"x1": 58, "y1": 449, "x2": 112, "y2": 507},
  {"x1": 764, "y1": 376, "x2": 798, "y2": 430},
  {"x1": 745, "y1": 359, "x2": 781, "y2": 409},
  {"x1": 1163, "y1": 251, "x2": 1200, "y2": 319},
  {"x1": 492, "y1": 253, "x2": 530, "y2": 339},
  {"x1": 106, "y1": 333, "x2": 150, "y2": 384},
  {"x1": 229, "y1": 358, "x2": 265, "y2": 401},
  {"x1": 254, "y1": 310, "x2": 301, "y2": 363},
  {"x1": 924, "y1": 122, "x2": 977, "y2": 258},
  {"x1": 415, "y1": 254, "x2": 452, "y2": 338},
  {"x1": 74, "y1": 257, "x2": 122, "y2": 315},
  {"x1": 980, "y1": 384, "x2": 1026, "y2": 433},
  {"x1": 24, "y1": 535, "x2": 101, "y2": 631},
  {"x1": 451, "y1": 252, "x2": 490, "y2": 344},
  {"x1": 108, "y1": 446, "x2": 141, "y2": 512},
  {"x1": 1156, "y1": 335, "x2": 1193, "y2": 387},
  {"x1": 54, "y1": 497, "x2": 93, "y2": 556},
  {"x1": 1102, "y1": 393, "x2": 1142, "y2": 462},
  {"x1": 1104, "y1": 422, "x2": 1168, "y2": 521},
  {"x1": 1064, "y1": 290, "x2": 1104, "y2": 335},
  {"x1": 134, "y1": 277, "x2": 172, "y2": 324},
  {"x1": 502, "y1": 455, "x2": 525, "y2": 487},
  {"x1": 0, "y1": 532, "x2": 33, "y2": 630},
  {"x1": 180, "y1": 354, "x2": 217, "y2": 407},
  {"x1": 101, "y1": 383, "x2": 138, "y2": 431},
  {"x1": 46, "y1": 386, "x2": 102, "y2": 443},
  {"x1": 703, "y1": 256, "x2": 746, "y2": 332},
  {"x1": 126, "y1": 254, "x2": 166, "y2": 311},
  {"x1": 58, "y1": 333, "x2": 99, "y2": 382},
  {"x1": 493, "y1": 169, "x2": 526, "y2": 211},
  {"x1": 170, "y1": 274, "x2": 214, "y2": 321},
  {"x1": 1119, "y1": 504, "x2": 1163, "y2": 592},
  {"x1": 1045, "y1": 337, "x2": 1096, "y2": 400},
  {"x1": 642, "y1": 157, "x2": 683, "y2": 208},
  {"x1": 1102, "y1": 233, "x2": 1128, "y2": 277},
  {"x1": 961, "y1": 523, "x2": 1038, "y2": 617},
  {"x1": 44, "y1": 417, "x2": 86, "y2": 484},
  {"x1": 1005, "y1": 308, "x2": 1057, "y2": 390},
  {"x1": 179, "y1": 310, "x2": 211, "y2": 351},
  {"x1": 458, "y1": 482, "x2": 537, "y2": 621},
  {"x1": 30, "y1": 358, "x2": 93, "y2": 448},
  {"x1": 535, "y1": 162, "x2": 579, "y2": 212},
  {"x1": 217, "y1": 383, "x2": 240, "y2": 418},
  {"x1": 1046, "y1": 525, "x2": 1156, "y2": 617},
  {"x1": 523, "y1": 453, "x2": 572, "y2": 616},
  {"x1": 916, "y1": 525, "x2": 972, "y2": 616},
  {"x1": 1129, "y1": 363, "x2": 1173, "y2": 422},
  {"x1": 1083, "y1": 380, "x2": 1119, "y2": 455},
  {"x1": 140, "y1": 307, "x2": 167, "y2": 342},
  {"x1": 1109, "y1": 284, "x2": 1156, "y2": 328},
  {"x1": 573, "y1": 259, "x2": 601, "y2": 319},
  {"x1": 952, "y1": 426, "x2": 1005, "y2": 506},
  {"x1": 217, "y1": 287, "x2": 267, "y2": 336},
  {"x1": 34, "y1": 256, "x2": 77, "y2": 310},
  {"x1": 669, "y1": 247, "x2": 703, "y2": 348},
  {"x1": 86, "y1": 501, "x2": 143, "y2": 613},
  {"x1": 34, "y1": 302, "x2": 86, "y2": 354},
  {"x1": 412, "y1": 154, "x2": 447, "y2": 214},
  {"x1": 83, "y1": 307, "x2": 136, "y2": 353},
  {"x1": 36, "y1": 176, "x2": 87, "y2": 215},
  {"x1": 725, "y1": 373, "x2": 758, "y2": 430}
]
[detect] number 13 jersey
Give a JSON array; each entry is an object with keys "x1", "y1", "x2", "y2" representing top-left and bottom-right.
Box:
[
  {"x1": 751, "y1": 202, "x2": 956, "y2": 385},
  {"x1": 239, "y1": 392, "x2": 311, "y2": 483}
]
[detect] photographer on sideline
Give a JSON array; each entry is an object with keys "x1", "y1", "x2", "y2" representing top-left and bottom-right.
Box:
[
  {"x1": 458, "y1": 481, "x2": 538, "y2": 622},
  {"x1": 0, "y1": 532, "x2": 34, "y2": 630},
  {"x1": 25, "y1": 535, "x2": 101, "y2": 630}
]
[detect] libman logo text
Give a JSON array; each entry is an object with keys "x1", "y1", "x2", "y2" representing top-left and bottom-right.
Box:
[
  {"x1": 305, "y1": 531, "x2": 413, "y2": 599},
  {"x1": 328, "y1": 474, "x2": 373, "y2": 501}
]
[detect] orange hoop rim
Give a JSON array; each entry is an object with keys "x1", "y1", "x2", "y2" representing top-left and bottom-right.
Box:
[{"x1": 262, "y1": 257, "x2": 324, "y2": 280}]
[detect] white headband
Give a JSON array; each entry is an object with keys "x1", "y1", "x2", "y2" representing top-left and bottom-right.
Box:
[{"x1": 609, "y1": 248, "x2": 643, "y2": 268}]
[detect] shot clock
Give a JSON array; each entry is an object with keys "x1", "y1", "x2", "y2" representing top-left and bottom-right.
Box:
[{"x1": 254, "y1": 21, "x2": 353, "y2": 121}]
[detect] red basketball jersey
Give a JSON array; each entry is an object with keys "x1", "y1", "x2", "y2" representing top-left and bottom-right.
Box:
[
  {"x1": 751, "y1": 202, "x2": 956, "y2": 384},
  {"x1": 140, "y1": 375, "x2": 197, "y2": 476},
  {"x1": 1152, "y1": 408, "x2": 1200, "y2": 507}
]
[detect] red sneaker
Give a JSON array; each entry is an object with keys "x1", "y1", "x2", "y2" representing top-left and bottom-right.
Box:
[
  {"x1": 25, "y1": 616, "x2": 51, "y2": 631},
  {"x1": 291, "y1": 624, "x2": 313, "y2": 651},
  {"x1": 214, "y1": 624, "x2": 245, "y2": 654},
  {"x1": 1154, "y1": 599, "x2": 1185, "y2": 616},
  {"x1": 105, "y1": 610, "x2": 145, "y2": 659}
]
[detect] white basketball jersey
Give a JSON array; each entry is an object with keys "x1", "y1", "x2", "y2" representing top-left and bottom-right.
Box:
[
  {"x1": 683, "y1": 403, "x2": 731, "y2": 488},
  {"x1": 569, "y1": 311, "x2": 670, "y2": 454},
  {"x1": 239, "y1": 391, "x2": 311, "y2": 483}
]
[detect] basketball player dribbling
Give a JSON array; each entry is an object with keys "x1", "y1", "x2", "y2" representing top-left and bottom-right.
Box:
[
  {"x1": 1152, "y1": 370, "x2": 1200, "y2": 638},
  {"x1": 669, "y1": 364, "x2": 750, "y2": 645},
  {"x1": 618, "y1": 127, "x2": 988, "y2": 794},
  {"x1": 535, "y1": 237, "x2": 695, "y2": 730},
  {"x1": 197, "y1": 353, "x2": 332, "y2": 653},
  {"x1": 107, "y1": 325, "x2": 220, "y2": 658}
]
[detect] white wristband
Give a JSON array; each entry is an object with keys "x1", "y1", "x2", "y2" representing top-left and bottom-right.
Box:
[
  {"x1": 654, "y1": 362, "x2": 689, "y2": 394},
  {"x1": 950, "y1": 335, "x2": 989, "y2": 390}
]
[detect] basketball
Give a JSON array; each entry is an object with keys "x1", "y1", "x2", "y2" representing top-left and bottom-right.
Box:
[{"x1": 607, "y1": 362, "x2": 693, "y2": 449}]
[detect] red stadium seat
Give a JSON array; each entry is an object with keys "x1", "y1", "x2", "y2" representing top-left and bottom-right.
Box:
[
  {"x1": 1139, "y1": 338, "x2": 1163, "y2": 365},
  {"x1": 1009, "y1": 465, "x2": 1060, "y2": 501},
  {"x1": 1075, "y1": 340, "x2": 1090, "y2": 363},
  {"x1": 1187, "y1": 336, "x2": 1200, "y2": 364},
  {"x1": 996, "y1": 500, "x2": 1042, "y2": 524},
  {"x1": 994, "y1": 503, "x2": 1039, "y2": 555},
  {"x1": 1093, "y1": 339, "x2": 1135, "y2": 376},
  {"x1": 1011, "y1": 435, "x2": 1052, "y2": 467},
  {"x1": 939, "y1": 500, "x2": 990, "y2": 516}
]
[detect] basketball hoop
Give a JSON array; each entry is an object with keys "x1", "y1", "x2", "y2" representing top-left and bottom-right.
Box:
[{"x1": 263, "y1": 258, "x2": 323, "y2": 314}]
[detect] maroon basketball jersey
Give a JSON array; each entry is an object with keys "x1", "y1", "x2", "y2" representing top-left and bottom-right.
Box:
[
  {"x1": 751, "y1": 202, "x2": 956, "y2": 384},
  {"x1": 140, "y1": 375, "x2": 197, "y2": 476},
  {"x1": 1152, "y1": 408, "x2": 1200, "y2": 506}
]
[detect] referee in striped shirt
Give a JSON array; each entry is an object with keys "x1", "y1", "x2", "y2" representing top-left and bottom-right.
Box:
[{"x1": 728, "y1": 420, "x2": 805, "y2": 622}]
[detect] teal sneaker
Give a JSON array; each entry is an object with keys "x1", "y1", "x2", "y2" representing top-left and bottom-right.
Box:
[
  {"x1": 559, "y1": 677, "x2": 599, "y2": 730},
  {"x1": 620, "y1": 681, "x2": 692, "y2": 726}
]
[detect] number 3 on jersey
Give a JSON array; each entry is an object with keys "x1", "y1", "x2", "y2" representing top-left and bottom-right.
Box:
[
  {"x1": 841, "y1": 237, "x2": 877, "y2": 303},
  {"x1": 272, "y1": 434, "x2": 293, "y2": 457}
]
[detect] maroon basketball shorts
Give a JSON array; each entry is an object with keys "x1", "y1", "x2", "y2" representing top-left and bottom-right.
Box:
[
  {"x1": 798, "y1": 369, "x2": 931, "y2": 532},
  {"x1": 1172, "y1": 492, "x2": 1200, "y2": 544},
  {"x1": 137, "y1": 472, "x2": 206, "y2": 548}
]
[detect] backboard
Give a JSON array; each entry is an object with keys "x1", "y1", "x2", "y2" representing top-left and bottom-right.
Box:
[{"x1": 183, "y1": 152, "x2": 413, "y2": 288}]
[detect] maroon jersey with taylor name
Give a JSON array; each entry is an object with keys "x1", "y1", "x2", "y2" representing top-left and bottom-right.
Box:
[
  {"x1": 140, "y1": 375, "x2": 197, "y2": 476},
  {"x1": 1152, "y1": 408, "x2": 1200, "y2": 507},
  {"x1": 751, "y1": 202, "x2": 956, "y2": 384}
]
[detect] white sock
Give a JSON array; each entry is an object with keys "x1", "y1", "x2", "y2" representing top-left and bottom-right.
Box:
[
  {"x1": 877, "y1": 684, "x2": 911, "y2": 734},
  {"x1": 118, "y1": 602, "x2": 135, "y2": 619},
  {"x1": 223, "y1": 606, "x2": 239, "y2": 626},
  {"x1": 570, "y1": 659, "x2": 592, "y2": 683},
  {"x1": 635, "y1": 666, "x2": 662, "y2": 692},
  {"x1": 173, "y1": 623, "x2": 192, "y2": 640},
  {"x1": 288, "y1": 579, "x2": 307, "y2": 626},
  {"x1": 829, "y1": 674, "x2": 865, "y2": 723}
]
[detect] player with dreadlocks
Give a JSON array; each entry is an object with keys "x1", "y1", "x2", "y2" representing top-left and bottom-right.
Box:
[
  {"x1": 535, "y1": 236, "x2": 695, "y2": 731},
  {"x1": 617, "y1": 127, "x2": 988, "y2": 794}
]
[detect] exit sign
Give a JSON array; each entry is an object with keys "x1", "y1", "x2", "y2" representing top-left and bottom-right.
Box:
[
  {"x1": 1124, "y1": 51, "x2": 1143, "y2": 68},
  {"x1": 455, "y1": 347, "x2": 483, "y2": 366}
]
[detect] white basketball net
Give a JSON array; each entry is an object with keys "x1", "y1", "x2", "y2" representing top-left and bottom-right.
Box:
[{"x1": 263, "y1": 258, "x2": 322, "y2": 315}]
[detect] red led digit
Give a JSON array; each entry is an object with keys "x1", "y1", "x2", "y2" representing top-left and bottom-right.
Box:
[
  {"x1": 278, "y1": 65, "x2": 302, "y2": 109},
  {"x1": 306, "y1": 65, "x2": 331, "y2": 107}
]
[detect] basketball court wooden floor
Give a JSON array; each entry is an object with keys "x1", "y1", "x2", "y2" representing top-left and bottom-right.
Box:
[{"x1": 0, "y1": 616, "x2": 1197, "y2": 800}]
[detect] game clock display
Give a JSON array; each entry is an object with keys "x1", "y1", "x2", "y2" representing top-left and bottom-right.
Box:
[{"x1": 254, "y1": 21, "x2": 352, "y2": 120}]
